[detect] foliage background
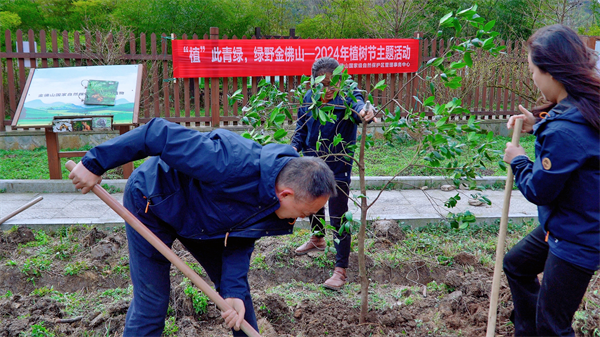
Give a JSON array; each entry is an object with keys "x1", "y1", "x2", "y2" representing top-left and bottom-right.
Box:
[{"x1": 0, "y1": 0, "x2": 598, "y2": 40}]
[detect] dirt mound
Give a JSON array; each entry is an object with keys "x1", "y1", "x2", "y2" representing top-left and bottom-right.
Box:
[{"x1": 0, "y1": 225, "x2": 598, "y2": 336}]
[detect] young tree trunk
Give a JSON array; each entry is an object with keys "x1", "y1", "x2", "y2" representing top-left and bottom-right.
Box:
[{"x1": 358, "y1": 121, "x2": 369, "y2": 323}]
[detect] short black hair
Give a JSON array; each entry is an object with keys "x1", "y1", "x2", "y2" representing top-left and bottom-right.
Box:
[
  {"x1": 311, "y1": 57, "x2": 339, "y2": 79},
  {"x1": 276, "y1": 156, "x2": 337, "y2": 201}
]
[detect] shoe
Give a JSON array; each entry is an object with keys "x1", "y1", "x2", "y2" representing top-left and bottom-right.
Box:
[
  {"x1": 295, "y1": 236, "x2": 326, "y2": 255},
  {"x1": 323, "y1": 267, "x2": 347, "y2": 291}
]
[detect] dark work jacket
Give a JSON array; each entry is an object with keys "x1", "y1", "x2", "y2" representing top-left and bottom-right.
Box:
[
  {"x1": 290, "y1": 90, "x2": 366, "y2": 182},
  {"x1": 511, "y1": 96, "x2": 600, "y2": 271},
  {"x1": 82, "y1": 118, "x2": 299, "y2": 240},
  {"x1": 81, "y1": 118, "x2": 300, "y2": 300}
]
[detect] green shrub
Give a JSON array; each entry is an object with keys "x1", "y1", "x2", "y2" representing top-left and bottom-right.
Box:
[{"x1": 182, "y1": 279, "x2": 209, "y2": 314}]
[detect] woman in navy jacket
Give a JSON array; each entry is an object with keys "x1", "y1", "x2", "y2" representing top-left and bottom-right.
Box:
[
  {"x1": 503, "y1": 24, "x2": 600, "y2": 336},
  {"x1": 69, "y1": 118, "x2": 337, "y2": 336}
]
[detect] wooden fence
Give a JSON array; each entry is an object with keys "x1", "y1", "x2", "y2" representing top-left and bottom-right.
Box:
[{"x1": 0, "y1": 27, "x2": 552, "y2": 132}]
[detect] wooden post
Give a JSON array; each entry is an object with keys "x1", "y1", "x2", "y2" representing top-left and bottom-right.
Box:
[
  {"x1": 119, "y1": 125, "x2": 134, "y2": 178},
  {"x1": 210, "y1": 27, "x2": 220, "y2": 128},
  {"x1": 45, "y1": 128, "x2": 62, "y2": 179}
]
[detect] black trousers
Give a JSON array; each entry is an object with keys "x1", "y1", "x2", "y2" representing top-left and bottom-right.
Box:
[
  {"x1": 503, "y1": 225, "x2": 594, "y2": 336},
  {"x1": 311, "y1": 180, "x2": 350, "y2": 268}
]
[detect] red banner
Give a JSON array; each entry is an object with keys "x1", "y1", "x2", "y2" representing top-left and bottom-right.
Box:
[{"x1": 172, "y1": 39, "x2": 419, "y2": 78}]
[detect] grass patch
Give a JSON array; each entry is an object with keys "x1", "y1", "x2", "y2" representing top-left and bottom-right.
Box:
[
  {"x1": 0, "y1": 135, "x2": 534, "y2": 179},
  {"x1": 353, "y1": 133, "x2": 535, "y2": 177},
  {"x1": 0, "y1": 146, "x2": 147, "y2": 180},
  {"x1": 371, "y1": 219, "x2": 537, "y2": 269}
]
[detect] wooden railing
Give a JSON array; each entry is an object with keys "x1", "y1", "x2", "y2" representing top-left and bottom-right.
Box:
[{"x1": 1, "y1": 27, "x2": 563, "y2": 132}]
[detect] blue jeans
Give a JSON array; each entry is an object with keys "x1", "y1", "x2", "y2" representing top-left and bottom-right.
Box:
[
  {"x1": 503, "y1": 225, "x2": 594, "y2": 336},
  {"x1": 310, "y1": 180, "x2": 351, "y2": 268},
  {"x1": 122, "y1": 187, "x2": 258, "y2": 336}
]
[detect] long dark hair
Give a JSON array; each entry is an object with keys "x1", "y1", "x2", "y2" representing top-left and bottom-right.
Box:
[{"x1": 527, "y1": 24, "x2": 600, "y2": 130}]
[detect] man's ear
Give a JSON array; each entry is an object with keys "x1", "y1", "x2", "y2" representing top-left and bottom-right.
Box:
[{"x1": 275, "y1": 185, "x2": 295, "y2": 199}]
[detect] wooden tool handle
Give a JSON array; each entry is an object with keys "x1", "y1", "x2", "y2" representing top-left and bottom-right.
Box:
[
  {"x1": 486, "y1": 118, "x2": 523, "y2": 337},
  {"x1": 0, "y1": 196, "x2": 44, "y2": 225},
  {"x1": 65, "y1": 160, "x2": 261, "y2": 337}
]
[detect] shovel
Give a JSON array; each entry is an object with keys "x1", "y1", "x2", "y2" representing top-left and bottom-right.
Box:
[
  {"x1": 486, "y1": 118, "x2": 523, "y2": 337},
  {"x1": 65, "y1": 160, "x2": 261, "y2": 337}
]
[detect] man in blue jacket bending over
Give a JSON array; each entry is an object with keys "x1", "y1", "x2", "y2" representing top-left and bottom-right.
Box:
[{"x1": 68, "y1": 118, "x2": 337, "y2": 336}]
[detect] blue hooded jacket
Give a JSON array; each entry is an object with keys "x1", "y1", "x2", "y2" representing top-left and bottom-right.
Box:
[
  {"x1": 81, "y1": 118, "x2": 299, "y2": 240},
  {"x1": 511, "y1": 96, "x2": 600, "y2": 271},
  {"x1": 290, "y1": 90, "x2": 366, "y2": 182}
]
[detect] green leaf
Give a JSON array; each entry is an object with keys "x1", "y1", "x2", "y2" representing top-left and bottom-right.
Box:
[
  {"x1": 482, "y1": 37, "x2": 495, "y2": 50},
  {"x1": 433, "y1": 104, "x2": 446, "y2": 115},
  {"x1": 320, "y1": 105, "x2": 334, "y2": 113},
  {"x1": 373, "y1": 79, "x2": 387, "y2": 91},
  {"x1": 333, "y1": 64, "x2": 344, "y2": 76},
  {"x1": 423, "y1": 96, "x2": 435, "y2": 107},
  {"x1": 318, "y1": 110, "x2": 328, "y2": 125},
  {"x1": 450, "y1": 62, "x2": 467, "y2": 69},
  {"x1": 273, "y1": 114, "x2": 286, "y2": 124},
  {"x1": 332, "y1": 134, "x2": 343, "y2": 146},
  {"x1": 435, "y1": 116, "x2": 448, "y2": 128},
  {"x1": 467, "y1": 132, "x2": 477, "y2": 142},
  {"x1": 453, "y1": 20, "x2": 461, "y2": 35},
  {"x1": 439, "y1": 12, "x2": 453, "y2": 26},
  {"x1": 432, "y1": 134, "x2": 447, "y2": 146},
  {"x1": 467, "y1": 115, "x2": 476, "y2": 126},
  {"x1": 343, "y1": 211, "x2": 353, "y2": 222},
  {"x1": 427, "y1": 57, "x2": 444, "y2": 67},
  {"x1": 464, "y1": 52, "x2": 473, "y2": 67},
  {"x1": 470, "y1": 38, "x2": 483, "y2": 47},
  {"x1": 457, "y1": 5, "x2": 475, "y2": 17},
  {"x1": 483, "y1": 20, "x2": 496, "y2": 32},
  {"x1": 498, "y1": 160, "x2": 507, "y2": 171},
  {"x1": 273, "y1": 129, "x2": 287, "y2": 140}
]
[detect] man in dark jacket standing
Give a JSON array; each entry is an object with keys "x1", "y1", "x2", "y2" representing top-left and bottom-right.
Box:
[
  {"x1": 68, "y1": 118, "x2": 337, "y2": 336},
  {"x1": 290, "y1": 57, "x2": 375, "y2": 291}
]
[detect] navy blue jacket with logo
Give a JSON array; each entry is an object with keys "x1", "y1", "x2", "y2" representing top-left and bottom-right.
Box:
[
  {"x1": 510, "y1": 96, "x2": 600, "y2": 271},
  {"x1": 290, "y1": 90, "x2": 366, "y2": 182},
  {"x1": 81, "y1": 118, "x2": 299, "y2": 299}
]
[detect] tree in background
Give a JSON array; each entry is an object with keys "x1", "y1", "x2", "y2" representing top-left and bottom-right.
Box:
[
  {"x1": 296, "y1": 0, "x2": 371, "y2": 38},
  {"x1": 0, "y1": 0, "x2": 46, "y2": 32},
  {"x1": 0, "y1": 11, "x2": 21, "y2": 32},
  {"x1": 110, "y1": 0, "x2": 249, "y2": 37},
  {"x1": 366, "y1": 0, "x2": 430, "y2": 38},
  {"x1": 1, "y1": 0, "x2": 597, "y2": 40},
  {"x1": 69, "y1": 0, "x2": 118, "y2": 31}
]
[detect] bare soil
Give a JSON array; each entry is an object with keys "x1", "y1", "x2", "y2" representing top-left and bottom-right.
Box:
[{"x1": 1, "y1": 226, "x2": 599, "y2": 337}]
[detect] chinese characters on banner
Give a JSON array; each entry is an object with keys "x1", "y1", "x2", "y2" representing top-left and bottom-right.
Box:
[{"x1": 172, "y1": 39, "x2": 419, "y2": 78}]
